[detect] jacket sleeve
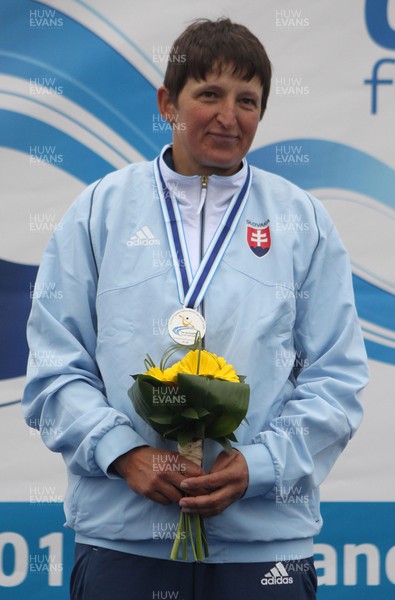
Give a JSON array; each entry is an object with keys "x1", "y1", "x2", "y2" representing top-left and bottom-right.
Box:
[
  {"x1": 238, "y1": 196, "x2": 369, "y2": 499},
  {"x1": 22, "y1": 183, "x2": 148, "y2": 478}
]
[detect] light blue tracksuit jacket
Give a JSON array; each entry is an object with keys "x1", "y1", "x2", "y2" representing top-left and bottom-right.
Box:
[{"x1": 22, "y1": 151, "x2": 369, "y2": 563}]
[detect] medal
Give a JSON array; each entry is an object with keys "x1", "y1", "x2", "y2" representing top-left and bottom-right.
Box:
[
  {"x1": 168, "y1": 308, "x2": 206, "y2": 345},
  {"x1": 154, "y1": 149, "x2": 251, "y2": 344}
]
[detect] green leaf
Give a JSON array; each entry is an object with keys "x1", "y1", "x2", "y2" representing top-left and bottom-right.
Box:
[
  {"x1": 181, "y1": 407, "x2": 199, "y2": 420},
  {"x1": 195, "y1": 407, "x2": 211, "y2": 418},
  {"x1": 149, "y1": 413, "x2": 174, "y2": 425},
  {"x1": 128, "y1": 371, "x2": 249, "y2": 448},
  {"x1": 215, "y1": 437, "x2": 233, "y2": 454},
  {"x1": 162, "y1": 424, "x2": 183, "y2": 438},
  {"x1": 177, "y1": 374, "x2": 250, "y2": 439},
  {"x1": 194, "y1": 421, "x2": 205, "y2": 440},
  {"x1": 128, "y1": 376, "x2": 183, "y2": 438},
  {"x1": 143, "y1": 353, "x2": 156, "y2": 370},
  {"x1": 177, "y1": 429, "x2": 195, "y2": 447}
]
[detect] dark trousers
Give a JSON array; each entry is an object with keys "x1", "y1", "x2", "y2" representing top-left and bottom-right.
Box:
[{"x1": 71, "y1": 543, "x2": 317, "y2": 600}]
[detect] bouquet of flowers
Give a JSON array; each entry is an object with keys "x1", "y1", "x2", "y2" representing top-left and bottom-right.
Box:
[{"x1": 128, "y1": 336, "x2": 250, "y2": 561}]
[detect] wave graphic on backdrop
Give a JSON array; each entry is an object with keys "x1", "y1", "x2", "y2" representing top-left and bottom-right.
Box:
[
  {"x1": 1, "y1": 2, "x2": 394, "y2": 409},
  {"x1": 249, "y1": 140, "x2": 395, "y2": 365},
  {"x1": 0, "y1": 0, "x2": 169, "y2": 405}
]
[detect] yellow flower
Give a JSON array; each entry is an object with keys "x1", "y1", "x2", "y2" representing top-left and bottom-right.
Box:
[
  {"x1": 145, "y1": 350, "x2": 239, "y2": 383},
  {"x1": 145, "y1": 365, "x2": 178, "y2": 384}
]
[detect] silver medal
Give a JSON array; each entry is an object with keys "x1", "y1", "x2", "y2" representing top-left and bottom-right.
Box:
[{"x1": 168, "y1": 309, "x2": 206, "y2": 345}]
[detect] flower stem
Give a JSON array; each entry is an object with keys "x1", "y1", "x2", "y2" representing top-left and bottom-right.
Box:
[
  {"x1": 170, "y1": 510, "x2": 185, "y2": 561},
  {"x1": 188, "y1": 514, "x2": 197, "y2": 561},
  {"x1": 195, "y1": 332, "x2": 202, "y2": 375},
  {"x1": 182, "y1": 512, "x2": 188, "y2": 560},
  {"x1": 193, "y1": 513, "x2": 204, "y2": 561},
  {"x1": 170, "y1": 437, "x2": 208, "y2": 561},
  {"x1": 201, "y1": 517, "x2": 209, "y2": 557},
  {"x1": 170, "y1": 510, "x2": 209, "y2": 561}
]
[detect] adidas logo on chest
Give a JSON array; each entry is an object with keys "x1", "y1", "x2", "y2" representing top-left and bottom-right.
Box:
[{"x1": 126, "y1": 226, "x2": 160, "y2": 246}]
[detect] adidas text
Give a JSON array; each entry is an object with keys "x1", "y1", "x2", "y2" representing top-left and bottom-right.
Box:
[
  {"x1": 261, "y1": 576, "x2": 293, "y2": 585},
  {"x1": 261, "y1": 562, "x2": 293, "y2": 585},
  {"x1": 127, "y1": 226, "x2": 160, "y2": 246}
]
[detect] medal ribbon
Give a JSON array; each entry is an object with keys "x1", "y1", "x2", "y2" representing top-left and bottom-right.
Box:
[{"x1": 154, "y1": 156, "x2": 252, "y2": 309}]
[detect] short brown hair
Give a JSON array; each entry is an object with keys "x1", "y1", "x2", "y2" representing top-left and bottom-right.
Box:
[{"x1": 163, "y1": 18, "x2": 272, "y2": 118}]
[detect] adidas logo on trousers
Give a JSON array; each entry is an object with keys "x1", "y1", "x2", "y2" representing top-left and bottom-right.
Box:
[{"x1": 261, "y1": 562, "x2": 294, "y2": 585}]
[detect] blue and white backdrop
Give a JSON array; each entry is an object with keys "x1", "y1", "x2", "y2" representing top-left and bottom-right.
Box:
[{"x1": 1, "y1": 1, "x2": 394, "y2": 598}]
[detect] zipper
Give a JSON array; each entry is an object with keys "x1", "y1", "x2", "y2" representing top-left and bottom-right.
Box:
[
  {"x1": 196, "y1": 175, "x2": 208, "y2": 215},
  {"x1": 199, "y1": 175, "x2": 207, "y2": 348}
]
